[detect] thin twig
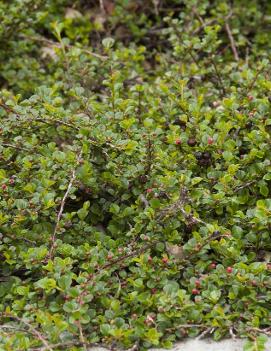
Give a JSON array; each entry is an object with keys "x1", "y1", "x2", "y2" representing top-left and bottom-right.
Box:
[
  {"x1": 0, "y1": 324, "x2": 36, "y2": 335},
  {"x1": 127, "y1": 341, "x2": 139, "y2": 351},
  {"x1": 192, "y1": 7, "x2": 232, "y2": 34},
  {"x1": 0, "y1": 101, "x2": 78, "y2": 130},
  {"x1": 233, "y1": 180, "x2": 256, "y2": 192},
  {"x1": 247, "y1": 327, "x2": 271, "y2": 336},
  {"x1": 97, "y1": 242, "x2": 156, "y2": 272},
  {"x1": 193, "y1": 18, "x2": 217, "y2": 34},
  {"x1": 245, "y1": 47, "x2": 249, "y2": 66},
  {"x1": 166, "y1": 323, "x2": 205, "y2": 332},
  {"x1": 28, "y1": 341, "x2": 103, "y2": 351},
  {"x1": 0, "y1": 101, "x2": 17, "y2": 115},
  {"x1": 196, "y1": 327, "x2": 214, "y2": 340},
  {"x1": 152, "y1": 0, "x2": 159, "y2": 16},
  {"x1": 0, "y1": 101, "x2": 120, "y2": 154},
  {"x1": 225, "y1": 21, "x2": 239, "y2": 61},
  {"x1": 229, "y1": 327, "x2": 236, "y2": 340},
  {"x1": 99, "y1": 0, "x2": 105, "y2": 14},
  {"x1": 48, "y1": 150, "x2": 82, "y2": 259},
  {"x1": 19, "y1": 34, "x2": 108, "y2": 60},
  {"x1": 246, "y1": 65, "x2": 266, "y2": 93},
  {"x1": 1, "y1": 142, "x2": 30, "y2": 152},
  {"x1": 77, "y1": 321, "x2": 87, "y2": 351},
  {"x1": 4, "y1": 232, "x2": 36, "y2": 245},
  {"x1": 144, "y1": 137, "x2": 154, "y2": 176},
  {"x1": 76, "y1": 239, "x2": 159, "y2": 301},
  {"x1": 210, "y1": 56, "x2": 226, "y2": 97},
  {"x1": 158, "y1": 187, "x2": 208, "y2": 226},
  {"x1": 35, "y1": 117, "x2": 79, "y2": 130},
  {"x1": 1, "y1": 314, "x2": 52, "y2": 351},
  {"x1": 192, "y1": 7, "x2": 204, "y2": 26}
]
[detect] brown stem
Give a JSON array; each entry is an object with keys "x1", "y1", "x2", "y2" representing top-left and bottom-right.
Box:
[
  {"x1": 233, "y1": 180, "x2": 256, "y2": 192},
  {"x1": 1, "y1": 314, "x2": 52, "y2": 351},
  {"x1": 0, "y1": 101, "x2": 78, "y2": 130},
  {"x1": 1, "y1": 142, "x2": 30, "y2": 152},
  {"x1": 99, "y1": 0, "x2": 105, "y2": 14},
  {"x1": 76, "y1": 321, "x2": 87, "y2": 351},
  {"x1": 144, "y1": 137, "x2": 154, "y2": 176},
  {"x1": 225, "y1": 21, "x2": 239, "y2": 61},
  {"x1": 48, "y1": 150, "x2": 82, "y2": 259},
  {"x1": 0, "y1": 101, "x2": 119, "y2": 152},
  {"x1": 166, "y1": 323, "x2": 205, "y2": 332},
  {"x1": 210, "y1": 56, "x2": 226, "y2": 96},
  {"x1": 246, "y1": 65, "x2": 266, "y2": 93},
  {"x1": 19, "y1": 34, "x2": 108, "y2": 60},
  {"x1": 28, "y1": 341, "x2": 103, "y2": 351},
  {"x1": 247, "y1": 327, "x2": 271, "y2": 337}
]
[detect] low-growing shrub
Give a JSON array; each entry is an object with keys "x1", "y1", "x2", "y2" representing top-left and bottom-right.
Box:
[{"x1": 0, "y1": 1, "x2": 271, "y2": 350}]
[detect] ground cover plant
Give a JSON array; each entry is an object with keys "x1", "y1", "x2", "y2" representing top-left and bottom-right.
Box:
[{"x1": 0, "y1": 0, "x2": 271, "y2": 350}]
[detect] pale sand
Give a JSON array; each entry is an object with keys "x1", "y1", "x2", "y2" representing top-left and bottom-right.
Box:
[{"x1": 90, "y1": 338, "x2": 271, "y2": 351}]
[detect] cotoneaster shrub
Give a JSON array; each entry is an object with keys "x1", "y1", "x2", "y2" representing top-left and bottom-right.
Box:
[{"x1": 0, "y1": 1, "x2": 271, "y2": 350}]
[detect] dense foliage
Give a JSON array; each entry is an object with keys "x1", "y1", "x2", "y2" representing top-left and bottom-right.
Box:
[{"x1": 0, "y1": 1, "x2": 271, "y2": 350}]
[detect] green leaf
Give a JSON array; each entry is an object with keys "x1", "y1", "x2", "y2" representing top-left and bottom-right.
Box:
[
  {"x1": 163, "y1": 281, "x2": 179, "y2": 295},
  {"x1": 63, "y1": 300, "x2": 79, "y2": 313},
  {"x1": 222, "y1": 151, "x2": 233, "y2": 161},
  {"x1": 102, "y1": 37, "x2": 115, "y2": 49},
  {"x1": 77, "y1": 207, "x2": 88, "y2": 220},
  {"x1": 150, "y1": 198, "x2": 160, "y2": 209},
  {"x1": 58, "y1": 274, "x2": 73, "y2": 291},
  {"x1": 35, "y1": 278, "x2": 57, "y2": 292},
  {"x1": 260, "y1": 184, "x2": 269, "y2": 197},
  {"x1": 14, "y1": 199, "x2": 28, "y2": 209},
  {"x1": 144, "y1": 328, "x2": 162, "y2": 345},
  {"x1": 100, "y1": 324, "x2": 111, "y2": 335}
]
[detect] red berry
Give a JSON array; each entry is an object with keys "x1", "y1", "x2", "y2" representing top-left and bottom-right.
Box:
[
  {"x1": 162, "y1": 257, "x2": 169, "y2": 264},
  {"x1": 226, "y1": 266, "x2": 233, "y2": 273},
  {"x1": 148, "y1": 256, "x2": 152, "y2": 262},
  {"x1": 210, "y1": 262, "x2": 216, "y2": 269},
  {"x1": 9, "y1": 178, "x2": 15, "y2": 184},
  {"x1": 175, "y1": 139, "x2": 181, "y2": 145},
  {"x1": 207, "y1": 137, "x2": 214, "y2": 145},
  {"x1": 1, "y1": 184, "x2": 7, "y2": 190},
  {"x1": 151, "y1": 288, "x2": 157, "y2": 294},
  {"x1": 146, "y1": 188, "x2": 152, "y2": 194},
  {"x1": 248, "y1": 95, "x2": 253, "y2": 101},
  {"x1": 195, "y1": 279, "x2": 201, "y2": 288},
  {"x1": 107, "y1": 254, "x2": 113, "y2": 260},
  {"x1": 142, "y1": 235, "x2": 149, "y2": 241},
  {"x1": 192, "y1": 288, "x2": 199, "y2": 295},
  {"x1": 144, "y1": 315, "x2": 155, "y2": 325}
]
